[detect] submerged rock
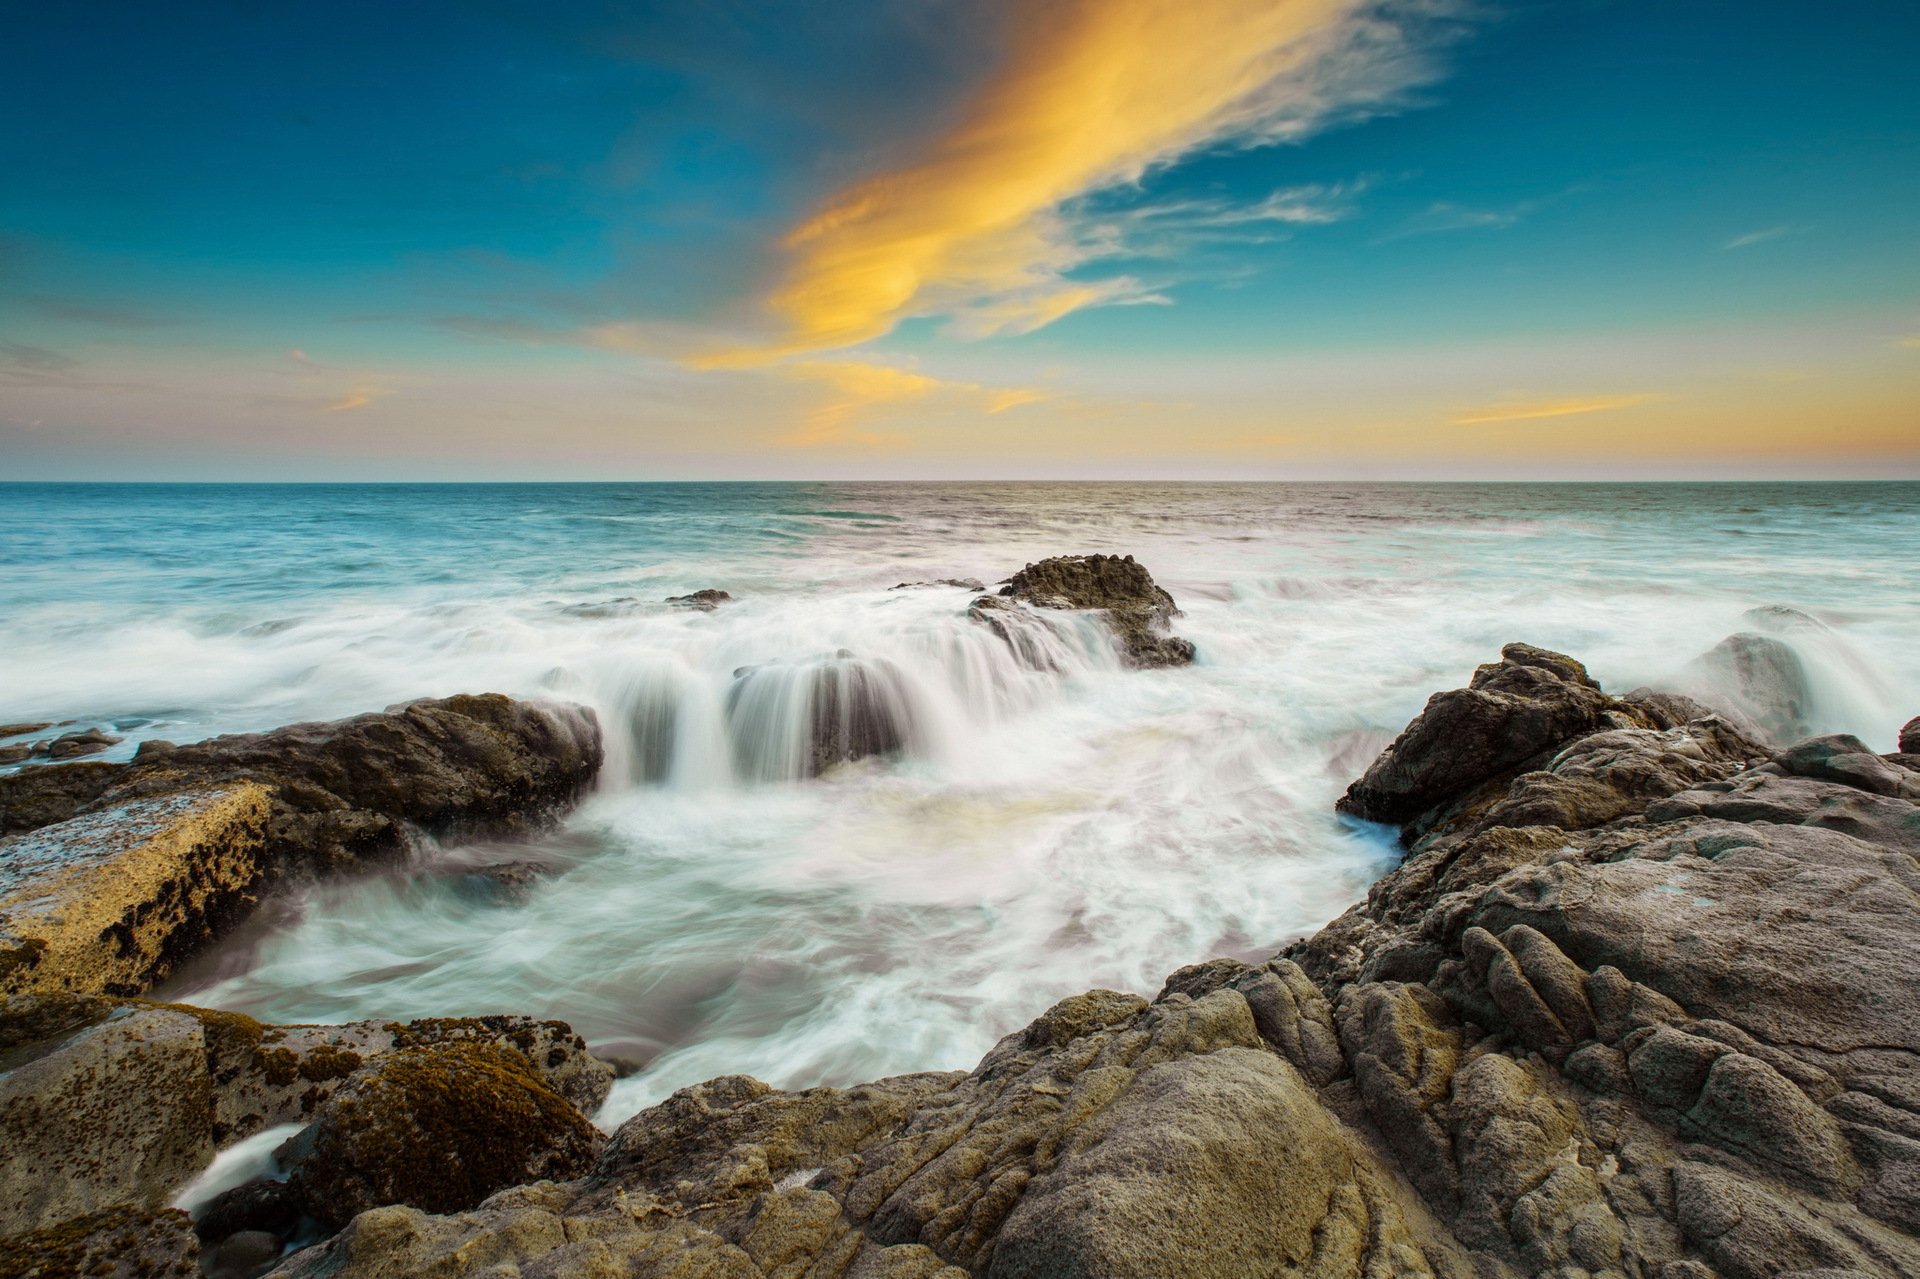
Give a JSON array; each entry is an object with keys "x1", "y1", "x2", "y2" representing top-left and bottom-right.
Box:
[
  {"x1": 993, "y1": 553, "x2": 1195, "y2": 668},
  {"x1": 39, "y1": 727, "x2": 122, "y2": 760},
  {"x1": 281, "y1": 1042, "x2": 602, "y2": 1229},
  {"x1": 890, "y1": 577, "x2": 985, "y2": 592},
  {"x1": 665, "y1": 588, "x2": 732, "y2": 611}
]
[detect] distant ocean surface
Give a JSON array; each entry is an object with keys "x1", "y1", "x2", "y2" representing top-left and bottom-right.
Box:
[{"x1": 2, "y1": 481, "x2": 1916, "y2": 1119}]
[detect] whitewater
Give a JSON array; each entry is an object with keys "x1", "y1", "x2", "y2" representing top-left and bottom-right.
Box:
[{"x1": 1, "y1": 480, "x2": 1914, "y2": 1122}]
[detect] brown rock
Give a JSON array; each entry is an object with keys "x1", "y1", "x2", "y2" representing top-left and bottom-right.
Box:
[{"x1": 995, "y1": 554, "x2": 1195, "y2": 669}]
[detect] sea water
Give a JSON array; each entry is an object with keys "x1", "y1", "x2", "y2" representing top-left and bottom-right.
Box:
[{"x1": 1, "y1": 481, "x2": 1914, "y2": 1120}]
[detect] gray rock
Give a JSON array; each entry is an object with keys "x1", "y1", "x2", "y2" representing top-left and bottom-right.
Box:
[
  {"x1": 0, "y1": 1204, "x2": 201, "y2": 1279},
  {"x1": 1901, "y1": 716, "x2": 1920, "y2": 755},
  {"x1": 1684, "y1": 630, "x2": 1814, "y2": 745}
]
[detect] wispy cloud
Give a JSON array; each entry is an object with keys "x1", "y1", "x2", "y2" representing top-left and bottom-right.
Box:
[
  {"x1": 28, "y1": 296, "x2": 177, "y2": 328},
  {"x1": 1382, "y1": 198, "x2": 1536, "y2": 241},
  {"x1": 1723, "y1": 226, "x2": 1791, "y2": 250},
  {"x1": 1450, "y1": 393, "x2": 1660, "y2": 425},
  {"x1": 1896, "y1": 334, "x2": 1920, "y2": 350},
  {"x1": 0, "y1": 340, "x2": 79, "y2": 378},
  {"x1": 778, "y1": 360, "x2": 1047, "y2": 447},
  {"x1": 702, "y1": 0, "x2": 1462, "y2": 364},
  {"x1": 318, "y1": 390, "x2": 382, "y2": 413}
]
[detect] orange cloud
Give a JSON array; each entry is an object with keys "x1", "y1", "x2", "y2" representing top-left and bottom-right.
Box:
[
  {"x1": 318, "y1": 387, "x2": 384, "y2": 414},
  {"x1": 1450, "y1": 393, "x2": 1660, "y2": 426},
  {"x1": 704, "y1": 0, "x2": 1432, "y2": 364},
  {"x1": 778, "y1": 360, "x2": 1047, "y2": 447}
]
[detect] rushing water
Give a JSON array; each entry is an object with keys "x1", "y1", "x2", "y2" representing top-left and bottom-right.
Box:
[{"x1": 1, "y1": 481, "x2": 1915, "y2": 1120}]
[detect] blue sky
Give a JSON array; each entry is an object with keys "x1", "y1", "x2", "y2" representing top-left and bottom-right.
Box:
[{"x1": 2, "y1": 0, "x2": 1917, "y2": 478}]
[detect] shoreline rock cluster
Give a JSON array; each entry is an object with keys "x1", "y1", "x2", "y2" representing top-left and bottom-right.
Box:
[{"x1": 4, "y1": 582, "x2": 1917, "y2": 1277}]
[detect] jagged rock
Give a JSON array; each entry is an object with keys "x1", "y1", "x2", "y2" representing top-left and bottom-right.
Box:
[
  {"x1": 447, "y1": 859, "x2": 552, "y2": 903},
  {"x1": 1901, "y1": 715, "x2": 1920, "y2": 755},
  {"x1": 0, "y1": 784, "x2": 272, "y2": 998},
  {"x1": 1337, "y1": 643, "x2": 1644, "y2": 839},
  {"x1": 1772, "y1": 733, "x2": 1918, "y2": 798},
  {"x1": 666, "y1": 589, "x2": 732, "y2": 611},
  {"x1": 994, "y1": 554, "x2": 1195, "y2": 669},
  {"x1": 281, "y1": 1042, "x2": 603, "y2": 1229},
  {"x1": 0, "y1": 1001, "x2": 212, "y2": 1235},
  {"x1": 1684, "y1": 630, "x2": 1814, "y2": 745},
  {"x1": 0, "y1": 1204, "x2": 200, "y2": 1279},
  {"x1": 0, "y1": 761, "x2": 123, "y2": 838}
]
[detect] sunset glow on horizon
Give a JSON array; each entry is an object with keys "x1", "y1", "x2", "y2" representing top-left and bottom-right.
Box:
[{"x1": 2, "y1": 1, "x2": 1916, "y2": 479}]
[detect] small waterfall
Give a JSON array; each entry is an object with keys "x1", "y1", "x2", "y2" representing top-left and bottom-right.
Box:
[
  {"x1": 583, "y1": 595, "x2": 1122, "y2": 791},
  {"x1": 725, "y1": 652, "x2": 917, "y2": 781}
]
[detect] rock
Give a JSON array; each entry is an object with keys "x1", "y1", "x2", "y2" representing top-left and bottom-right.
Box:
[
  {"x1": 891, "y1": 578, "x2": 985, "y2": 592},
  {"x1": 1337, "y1": 642, "x2": 1640, "y2": 838},
  {"x1": 0, "y1": 746, "x2": 29, "y2": 767},
  {"x1": 0, "y1": 1000, "x2": 213, "y2": 1235},
  {"x1": 726, "y1": 652, "x2": 913, "y2": 779},
  {"x1": 0, "y1": 723, "x2": 53, "y2": 740},
  {"x1": 995, "y1": 554, "x2": 1195, "y2": 669},
  {"x1": 0, "y1": 761, "x2": 123, "y2": 838},
  {"x1": 665, "y1": 589, "x2": 732, "y2": 611},
  {"x1": 0, "y1": 1204, "x2": 200, "y2": 1279},
  {"x1": 38, "y1": 727, "x2": 121, "y2": 760},
  {"x1": 0, "y1": 784, "x2": 272, "y2": 998},
  {"x1": 1684, "y1": 631, "x2": 1814, "y2": 745},
  {"x1": 1899, "y1": 715, "x2": 1919, "y2": 755},
  {"x1": 191, "y1": 1177, "x2": 301, "y2": 1245},
  {"x1": 1774, "y1": 733, "x2": 1917, "y2": 798},
  {"x1": 0, "y1": 697, "x2": 601, "y2": 993},
  {"x1": 201, "y1": 1228, "x2": 282, "y2": 1279},
  {"x1": 448, "y1": 859, "x2": 551, "y2": 904},
  {"x1": 281, "y1": 1042, "x2": 602, "y2": 1229}
]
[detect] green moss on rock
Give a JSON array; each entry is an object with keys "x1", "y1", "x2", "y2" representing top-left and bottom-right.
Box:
[
  {"x1": 0, "y1": 1204, "x2": 199, "y2": 1279},
  {"x1": 285, "y1": 1042, "x2": 601, "y2": 1229}
]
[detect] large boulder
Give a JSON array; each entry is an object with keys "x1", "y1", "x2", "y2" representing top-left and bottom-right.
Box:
[
  {"x1": 0, "y1": 784, "x2": 271, "y2": 998},
  {"x1": 281, "y1": 1043, "x2": 603, "y2": 1229},
  {"x1": 0, "y1": 696, "x2": 601, "y2": 998},
  {"x1": 1899, "y1": 715, "x2": 1919, "y2": 755},
  {"x1": 1, "y1": 694, "x2": 602, "y2": 870},
  {"x1": 0, "y1": 1000, "x2": 213, "y2": 1236},
  {"x1": 1337, "y1": 643, "x2": 1644, "y2": 838},
  {"x1": 994, "y1": 554, "x2": 1195, "y2": 669}
]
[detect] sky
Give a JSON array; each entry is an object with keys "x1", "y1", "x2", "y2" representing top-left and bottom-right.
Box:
[{"x1": 1, "y1": 0, "x2": 1917, "y2": 480}]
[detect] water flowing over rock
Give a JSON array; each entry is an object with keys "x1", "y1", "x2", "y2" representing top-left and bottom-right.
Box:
[
  {"x1": 0, "y1": 992, "x2": 611, "y2": 1257},
  {"x1": 223, "y1": 642, "x2": 1920, "y2": 1279},
  {"x1": 992, "y1": 554, "x2": 1195, "y2": 669},
  {"x1": 0, "y1": 695, "x2": 602, "y2": 998},
  {"x1": 725, "y1": 652, "x2": 915, "y2": 780},
  {"x1": 1682, "y1": 630, "x2": 1815, "y2": 745}
]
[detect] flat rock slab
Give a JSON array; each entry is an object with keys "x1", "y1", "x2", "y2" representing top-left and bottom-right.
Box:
[{"x1": 0, "y1": 783, "x2": 271, "y2": 998}]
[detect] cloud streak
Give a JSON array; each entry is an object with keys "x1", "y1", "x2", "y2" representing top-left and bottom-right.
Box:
[
  {"x1": 705, "y1": 0, "x2": 1456, "y2": 363},
  {"x1": 1724, "y1": 226, "x2": 1790, "y2": 250},
  {"x1": 1450, "y1": 393, "x2": 1659, "y2": 425},
  {"x1": 778, "y1": 359, "x2": 1047, "y2": 447}
]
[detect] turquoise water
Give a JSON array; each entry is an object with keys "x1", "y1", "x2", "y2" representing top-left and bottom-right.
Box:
[{"x1": 1, "y1": 481, "x2": 1915, "y2": 1117}]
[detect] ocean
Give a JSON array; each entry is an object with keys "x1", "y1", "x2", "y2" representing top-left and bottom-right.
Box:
[{"x1": 1, "y1": 480, "x2": 1915, "y2": 1120}]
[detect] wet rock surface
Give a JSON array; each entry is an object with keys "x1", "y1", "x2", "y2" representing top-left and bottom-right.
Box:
[
  {"x1": 0, "y1": 1204, "x2": 200, "y2": 1279},
  {"x1": 726, "y1": 652, "x2": 913, "y2": 779},
  {"x1": 992, "y1": 554, "x2": 1195, "y2": 669},
  {"x1": 250, "y1": 648, "x2": 1920, "y2": 1279},
  {"x1": 0, "y1": 696, "x2": 602, "y2": 999},
  {"x1": 666, "y1": 589, "x2": 733, "y2": 611}
]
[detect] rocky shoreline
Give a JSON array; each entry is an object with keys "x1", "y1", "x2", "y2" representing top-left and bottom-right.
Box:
[{"x1": 4, "y1": 559, "x2": 1918, "y2": 1278}]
